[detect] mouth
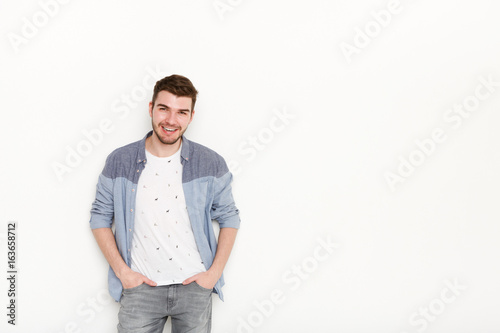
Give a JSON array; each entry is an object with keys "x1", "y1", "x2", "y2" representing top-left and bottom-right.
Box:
[{"x1": 162, "y1": 126, "x2": 178, "y2": 134}]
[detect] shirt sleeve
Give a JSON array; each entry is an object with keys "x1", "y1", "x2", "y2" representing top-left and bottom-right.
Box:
[
  {"x1": 89, "y1": 168, "x2": 115, "y2": 229},
  {"x1": 210, "y1": 170, "x2": 240, "y2": 229}
]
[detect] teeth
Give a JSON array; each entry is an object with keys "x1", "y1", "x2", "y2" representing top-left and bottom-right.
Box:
[{"x1": 162, "y1": 126, "x2": 176, "y2": 132}]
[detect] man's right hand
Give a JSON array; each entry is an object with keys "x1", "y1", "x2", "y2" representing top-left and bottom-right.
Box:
[
  {"x1": 119, "y1": 269, "x2": 157, "y2": 289},
  {"x1": 91, "y1": 228, "x2": 157, "y2": 289}
]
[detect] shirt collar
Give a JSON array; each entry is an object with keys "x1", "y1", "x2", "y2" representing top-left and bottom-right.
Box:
[{"x1": 180, "y1": 135, "x2": 190, "y2": 162}]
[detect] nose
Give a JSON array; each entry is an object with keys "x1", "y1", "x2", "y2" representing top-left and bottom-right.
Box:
[{"x1": 164, "y1": 110, "x2": 176, "y2": 124}]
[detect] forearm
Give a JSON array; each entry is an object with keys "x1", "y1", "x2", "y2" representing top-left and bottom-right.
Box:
[
  {"x1": 92, "y1": 227, "x2": 130, "y2": 279},
  {"x1": 208, "y1": 227, "x2": 238, "y2": 279}
]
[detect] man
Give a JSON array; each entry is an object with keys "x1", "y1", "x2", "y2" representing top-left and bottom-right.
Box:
[{"x1": 89, "y1": 74, "x2": 240, "y2": 333}]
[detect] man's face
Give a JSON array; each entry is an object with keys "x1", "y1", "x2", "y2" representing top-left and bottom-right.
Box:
[{"x1": 149, "y1": 90, "x2": 194, "y2": 145}]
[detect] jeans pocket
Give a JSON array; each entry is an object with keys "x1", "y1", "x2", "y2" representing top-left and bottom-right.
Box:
[
  {"x1": 193, "y1": 281, "x2": 213, "y2": 293},
  {"x1": 123, "y1": 283, "x2": 145, "y2": 293}
]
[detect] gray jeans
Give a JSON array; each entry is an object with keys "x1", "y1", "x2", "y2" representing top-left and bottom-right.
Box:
[{"x1": 117, "y1": 282, "x2": 212, "y2": 333}]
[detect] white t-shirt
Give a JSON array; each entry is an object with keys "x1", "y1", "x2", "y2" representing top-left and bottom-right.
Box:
[{"x1": 130, "y1": 144, "x2": 206, "y2": 285}]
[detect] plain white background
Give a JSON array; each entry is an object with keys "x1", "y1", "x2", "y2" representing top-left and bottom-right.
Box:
[{"x1": 1, "y1": 0, "x2": 499, "y2": 332}]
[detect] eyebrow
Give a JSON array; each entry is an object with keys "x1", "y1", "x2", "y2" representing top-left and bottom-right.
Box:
[{"x1": 156, "y1": 104, "x2": 191, "y2": 113}]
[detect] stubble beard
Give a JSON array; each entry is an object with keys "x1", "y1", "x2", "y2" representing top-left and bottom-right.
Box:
[{"x1": 152, "y1": 121, "x2": 186, "y2": 145}]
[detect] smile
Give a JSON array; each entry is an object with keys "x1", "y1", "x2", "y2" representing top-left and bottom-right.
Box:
[{"x1": 162, "y1": 126, "x2": 177, "y2": 132}]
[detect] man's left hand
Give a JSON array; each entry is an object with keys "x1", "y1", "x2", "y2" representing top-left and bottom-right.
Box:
[{"x1": 182, "y1": 270, "x2": 219, "y2": 290}]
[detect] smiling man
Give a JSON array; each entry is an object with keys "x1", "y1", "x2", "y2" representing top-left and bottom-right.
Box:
[{"x1": 89, "y1": 74, "x2": 240, "y2": 333}]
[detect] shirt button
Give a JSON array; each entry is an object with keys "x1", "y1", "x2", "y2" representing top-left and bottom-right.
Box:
[{"x1": 130, "y1": 209, "x2": 133, "y2": 212}]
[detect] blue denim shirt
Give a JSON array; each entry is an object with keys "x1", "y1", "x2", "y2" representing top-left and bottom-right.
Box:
[{"x1": 89, "y1": 131, "x2": 240, "y2": 302}]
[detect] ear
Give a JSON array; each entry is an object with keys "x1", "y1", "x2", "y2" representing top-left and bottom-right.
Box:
[
  {"x1": 149, "y1": 101, "x2": 154, "y2": 118},
  {"x1": 188, "y1": 109, "x2": 195, "y2": 124}
]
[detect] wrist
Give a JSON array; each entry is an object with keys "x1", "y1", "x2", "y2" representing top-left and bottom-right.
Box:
[
  {"x1": 207, "y1": 266, "x2": 223, "y2": 281},
  {"x1": 115, "y1": 264, "x2": 131, "y2": 280}
]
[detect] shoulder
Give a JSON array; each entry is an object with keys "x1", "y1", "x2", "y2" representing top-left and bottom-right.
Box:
[
  {"x1": 101, "y1": 138, "x2": 143, "y2": 178},
  {"x1": 108, "y1": 139, "x2": 142, "y2": 160},
  {"x1": 187, "y1": 139, "x2": 224, "y2": 162},
  {"x1": 183, "y1": 138, "x2": 229, "y2": 178}
]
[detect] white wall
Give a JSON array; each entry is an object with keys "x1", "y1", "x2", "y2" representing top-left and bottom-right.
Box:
[{"x1": 1, "y1": 0, "x2": 499, "y2": 332}]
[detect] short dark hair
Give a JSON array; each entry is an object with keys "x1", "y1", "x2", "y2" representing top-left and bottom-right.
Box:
[{"x1": 151, "y1": 74, "x2": 198, "y2": 110}]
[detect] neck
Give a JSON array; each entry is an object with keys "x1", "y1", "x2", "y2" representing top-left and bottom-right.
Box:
[{"x1": 146, "y1": 134, "x2": 182, "y2": 158}]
